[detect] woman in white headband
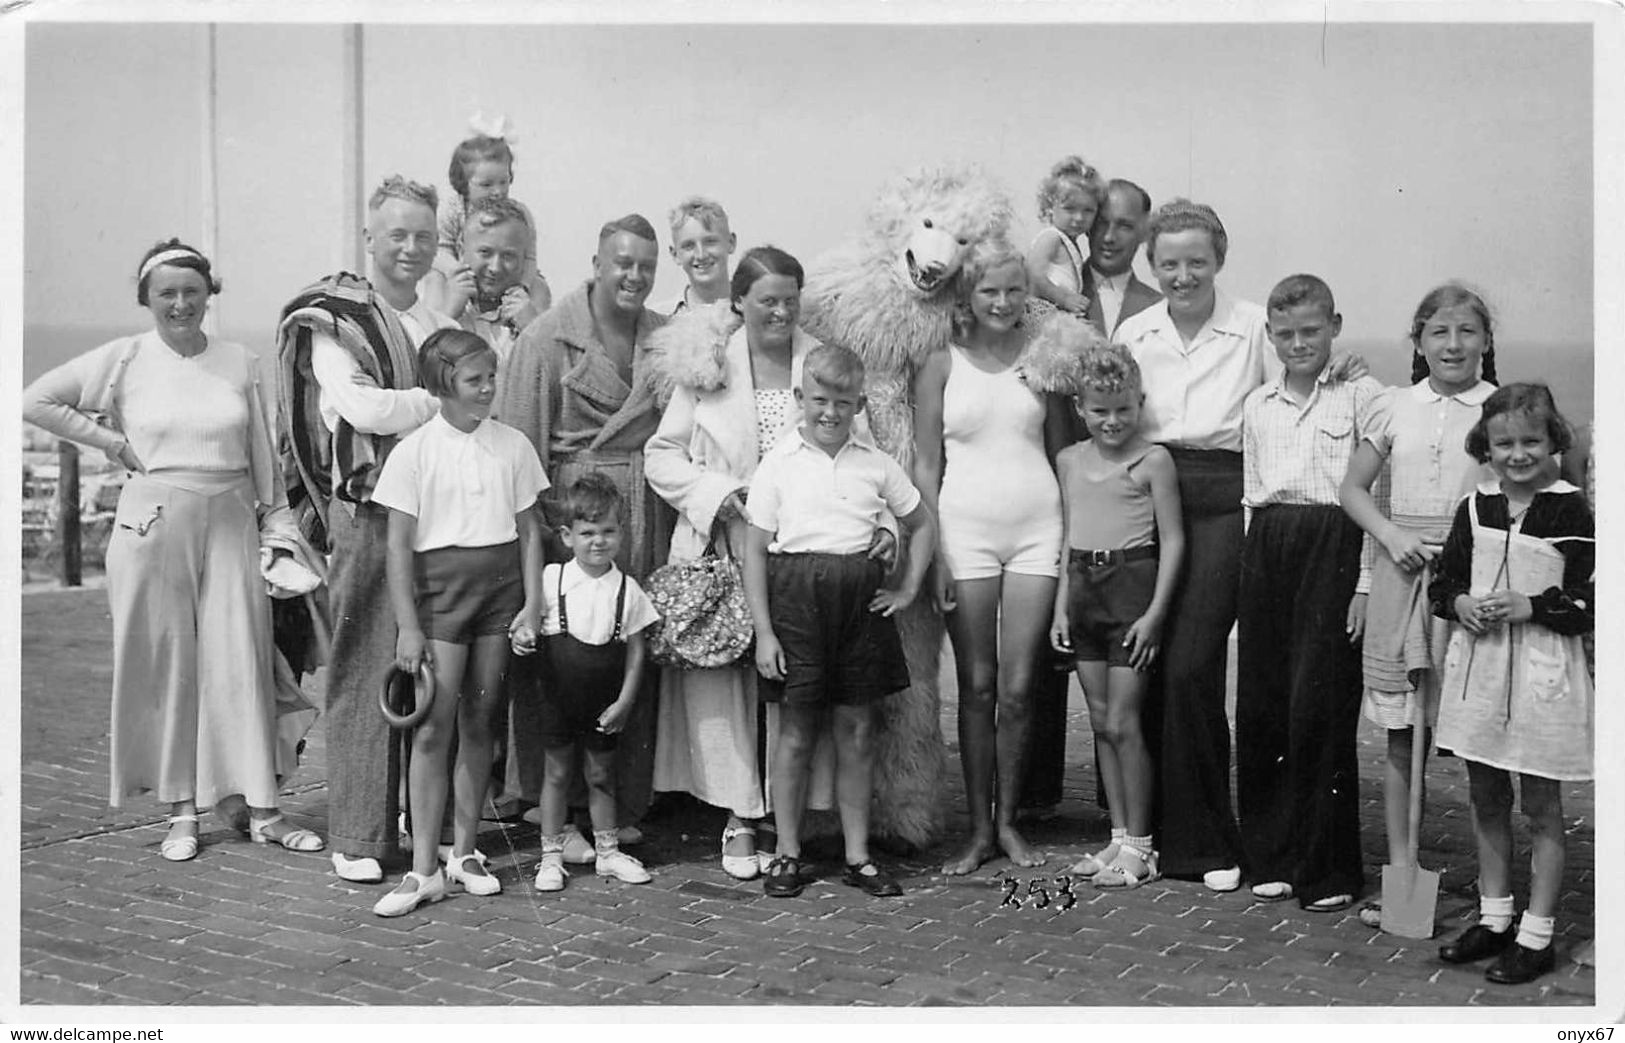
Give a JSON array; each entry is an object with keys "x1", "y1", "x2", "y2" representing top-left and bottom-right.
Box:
[{"x1": 23, "y1": 238, "x2": 326, "y2": 863}]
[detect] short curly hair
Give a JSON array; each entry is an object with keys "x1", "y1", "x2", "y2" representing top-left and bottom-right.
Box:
[
  {"x1": 1076, "y1": 343, "x2": 1143, "y2": 399},
  {"x1": 1037, "y1": 155, "x2": 1106, "y2": 221},
  {"x1": 667, "y1": 195, "x2": 730, "y2": 235},
  {"x1": 561, "y1": 470, "x2": 624, "y2": 527},
  {"x1": 369, "y1": 175, "x2": 438, "y2": 215},
  {"x1": 1146, "y1": 198, "x2": 1228, "y2": 267},
  {"x1": 1464, "y1": 383, "x2": 1573, "y2": 464}
]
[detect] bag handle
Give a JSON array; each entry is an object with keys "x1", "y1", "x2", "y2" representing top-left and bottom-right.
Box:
[{"x1": 708, "y1": 497, "x2": 743, "y2": 561}]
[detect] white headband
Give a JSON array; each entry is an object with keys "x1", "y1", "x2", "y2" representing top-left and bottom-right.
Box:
[{"x1": 138, "y1": 248, "x2": 204, "y2": 284}]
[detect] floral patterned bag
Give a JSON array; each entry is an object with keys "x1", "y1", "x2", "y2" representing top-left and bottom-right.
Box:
[{"x1": 644, "y1": 534, "x2": 753, "y2": 669}]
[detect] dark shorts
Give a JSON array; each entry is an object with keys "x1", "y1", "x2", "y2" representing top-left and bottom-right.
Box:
[
  {"x1": 1066, "y1": 547, "x2": 1158, "y2": 667},
  {"x1": 538, "y1": 632, "x2": 625, "y2": 753},
  {"x1": 759, "y1": 552, "x2": 911, "y2": 708},
  {"x1": 414, "y1": 541, "x2": 523, "y2": 644}
]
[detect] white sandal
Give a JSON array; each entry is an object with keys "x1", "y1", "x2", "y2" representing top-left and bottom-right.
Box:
[
  {"x1": 444, "y1": 852, "x2": 501, "y2": 896},
  {"x1": 721, "y1": 825, "x2": 760, "y2": 880},
  {"x1": 1093, "y1": 846, "x2": 1160, "y2": 890},
  {"x1": 1070, "y1": 840, "x2": 1120, "y2": 877},
  {"x1": 160, "y1": 813, "x2": 199, "y2": 862},
  {"x1": 250, "y1": 814, "x2": 326, "y2": 853}
]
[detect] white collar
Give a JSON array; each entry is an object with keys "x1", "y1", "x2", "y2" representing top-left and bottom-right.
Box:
[
  {"x1": 1410, "y1": 379, "x2": 1495, "y2": 406},
  {"x1": 430, "y1": 411, "x2": 496, "y2": 445},
  {"x1": 561, "y1": 558, "x2": 623, "y2": 592},
  {"x1": 1262, "y1": 366, "x2": 1335, "y2": 402},
  {"x1": 781, "y1": 423, "x2": 878, "y2": 459},
  {"x1": 1091, "y1": 268, "x2": 1129, "y2": 294},
  {"x1": 1140, "y1": 288, "x2": 1246, "y2": 341},
  {"x1": 1474, "y1": 477, "x2": 1580, "y2": 497}
]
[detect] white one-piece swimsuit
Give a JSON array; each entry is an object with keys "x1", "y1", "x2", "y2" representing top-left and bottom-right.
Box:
[{"x1": 937, "y1": 344, "x2": 1063, "y2": 580}]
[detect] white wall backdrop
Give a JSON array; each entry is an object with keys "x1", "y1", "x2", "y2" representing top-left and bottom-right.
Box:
[{"x1": 22, "y1": 15, "x2": 1594, "y2": 412}]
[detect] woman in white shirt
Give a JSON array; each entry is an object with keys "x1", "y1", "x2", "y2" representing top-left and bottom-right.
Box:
[{"x1": 23, "y1": 240, "x2": 325, "y2": 863}]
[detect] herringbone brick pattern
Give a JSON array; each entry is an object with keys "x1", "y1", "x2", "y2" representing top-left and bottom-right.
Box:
[{"x1": 19, "y1": 589, "x2": 1596, "y2": 1007}]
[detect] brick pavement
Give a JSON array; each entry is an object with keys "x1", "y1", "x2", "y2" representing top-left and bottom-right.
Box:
[{"x1": 17, "y1": 588, "x2": 1598, "y2": 1008}]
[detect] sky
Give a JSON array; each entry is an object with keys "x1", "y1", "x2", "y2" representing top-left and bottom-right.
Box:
[{"x1": 16, "y1": 9, "x2": 1597, "y2": 399}]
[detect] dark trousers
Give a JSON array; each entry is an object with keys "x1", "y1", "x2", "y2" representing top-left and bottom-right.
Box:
[
  {"x1": 1018, "y1": 663, "x2": 1070, "y2": 808},
  {"x1": 1235, "y1": 505, "x2": 1365, "y2": 902},
  {"x1": 1146, "y1": 448, "x2": 1245, "y2": 878}
]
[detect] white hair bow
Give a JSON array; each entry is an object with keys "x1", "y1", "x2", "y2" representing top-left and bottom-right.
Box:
[{"x1": 467, "y1": 110, "x2": 517, "y2": 142}]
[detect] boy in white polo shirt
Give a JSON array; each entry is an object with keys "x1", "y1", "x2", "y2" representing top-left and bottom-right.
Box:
[{"x1": 743, "y1": 344, "x2": 936, "y2": 898}]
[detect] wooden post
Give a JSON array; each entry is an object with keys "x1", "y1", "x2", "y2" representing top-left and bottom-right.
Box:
[{"x1": 57, "y1": 440, "x2": 81, "y2": 588}]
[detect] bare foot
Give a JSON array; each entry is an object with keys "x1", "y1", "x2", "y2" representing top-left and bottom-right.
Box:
[
  {"x1": 997, "y1": 825, "x2": 1046, "y2": 868},
  {"x1": 941, "y1": 835, "x2": 998, "y2": 875}
]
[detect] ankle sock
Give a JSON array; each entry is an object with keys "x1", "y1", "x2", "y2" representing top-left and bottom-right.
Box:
[
  {"x1": 1515, "y1": 911, "x2": 1555, "y2": 951},
  {"x1": 540, "y1": 831, "x2": 568, "y2": 856},
  {"x1": 1479, "y1": 894, "x2": 1514, "y2": 933},
  {"x1": 1124, "y1": 833, "x2": 1153, "y2": 856},
  {"x1": 594, "y1": 829, "x2": 620, "y2": 857}
]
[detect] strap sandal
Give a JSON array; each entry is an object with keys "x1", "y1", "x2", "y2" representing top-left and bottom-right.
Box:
[
  {"x1": 1250, "y1": 881, "x2": 1295, "y2": 902},
  {"x1": 721, "y1": 825, "x2": 760, "y2": 880},
  {"x1": 249, "y1": 814, "x2": 326, "y2": 853},
  {"x1": 1303, "y1": 892, "x2": 1353, "y2": 913},
  {"x1": 444, "y1": 851, "x2": 502, "y2": 896},
  {"x1": 372, "y1": 869, "x2": 447, "y2": 917},
  {"x1": 438, "y1": 844, "x2": 489, "y2": 867},
  {"x1": 763, "y1": 855, "x2": 806, "y2": 898},
  {"x1": 160, "y1": 813, "x2": 199, "y2": 862},
  {"x1": 1092, "y1": 845, "x2": 1160, "y2": 890},
  {"x1": 1070, "y1": 840, "x2": 1121, "y2": 878}
]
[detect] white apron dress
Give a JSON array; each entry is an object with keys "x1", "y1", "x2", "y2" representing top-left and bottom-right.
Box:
[{"x1": 1435, "y1": 494, "x2": 1594, "y2": 781}]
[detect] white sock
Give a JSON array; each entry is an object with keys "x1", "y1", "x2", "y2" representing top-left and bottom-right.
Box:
[
  {"x1": 1107, "y1": 827, "x2": 1126, "y2": 847},
  {"x1": 1515, "y1": 911, "x2": 1555, "y2": 951},
  {"x1": 1124, "y1": 833, "x2": 1154, "y2": 856},
  {"x1": 594, "y1": 828, "x2": 620, "y2": 856},
  {"x1": 1480, "y1": 894, "x2": 1515, "y2": 933}
]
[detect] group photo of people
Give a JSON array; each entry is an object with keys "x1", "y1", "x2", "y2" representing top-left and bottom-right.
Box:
[{"x1": 12, "y1": 10, "x2": 1605, "y2": 1015}]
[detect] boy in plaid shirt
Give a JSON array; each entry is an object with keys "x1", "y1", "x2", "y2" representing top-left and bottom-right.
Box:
[{"x1": 1235, "y1": 274, "x2": 1383, "y2": 912}]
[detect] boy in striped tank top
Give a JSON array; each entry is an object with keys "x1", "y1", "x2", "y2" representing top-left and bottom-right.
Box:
[{"x1": 1049, "y1": 344, "x2": 1184, "y2": 888}]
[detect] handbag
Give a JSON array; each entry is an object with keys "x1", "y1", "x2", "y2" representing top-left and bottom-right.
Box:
[{"x1": 644, "y1": 529, "x2": 753, "y2": 669}]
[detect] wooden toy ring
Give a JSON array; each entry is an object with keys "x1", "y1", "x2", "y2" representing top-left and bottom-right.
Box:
[{"x1": 379, "y1": 661, "x2": 436, "y2": 729}]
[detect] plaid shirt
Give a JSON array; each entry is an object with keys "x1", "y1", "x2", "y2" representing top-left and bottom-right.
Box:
[{"x1": 1243, "y1": 372, "x2": 1384, "y2": 509}]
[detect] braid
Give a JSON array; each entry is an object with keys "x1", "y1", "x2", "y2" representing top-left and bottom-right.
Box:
[
  {"x1": 1410, "y1": 349, "x2": 1430, "y2": 385},
  {"x1": 1480, "y1": 340, "x2": 1499, "y2": 386}
]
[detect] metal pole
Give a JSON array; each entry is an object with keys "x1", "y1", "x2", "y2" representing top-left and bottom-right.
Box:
[
  {"x1": 340, "y1": 24, "x2": 365, "y2": 273},
  {"x1": 201, "y1": 23, "x2": 221, "y2": 337},
  {"x1": 57, "y1": 441, "x2": 81, "y2": 588}
]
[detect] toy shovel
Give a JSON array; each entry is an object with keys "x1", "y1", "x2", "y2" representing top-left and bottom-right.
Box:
[{"x1": 1380, "y1": 688, "x2": 1439, "y2": 938}]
